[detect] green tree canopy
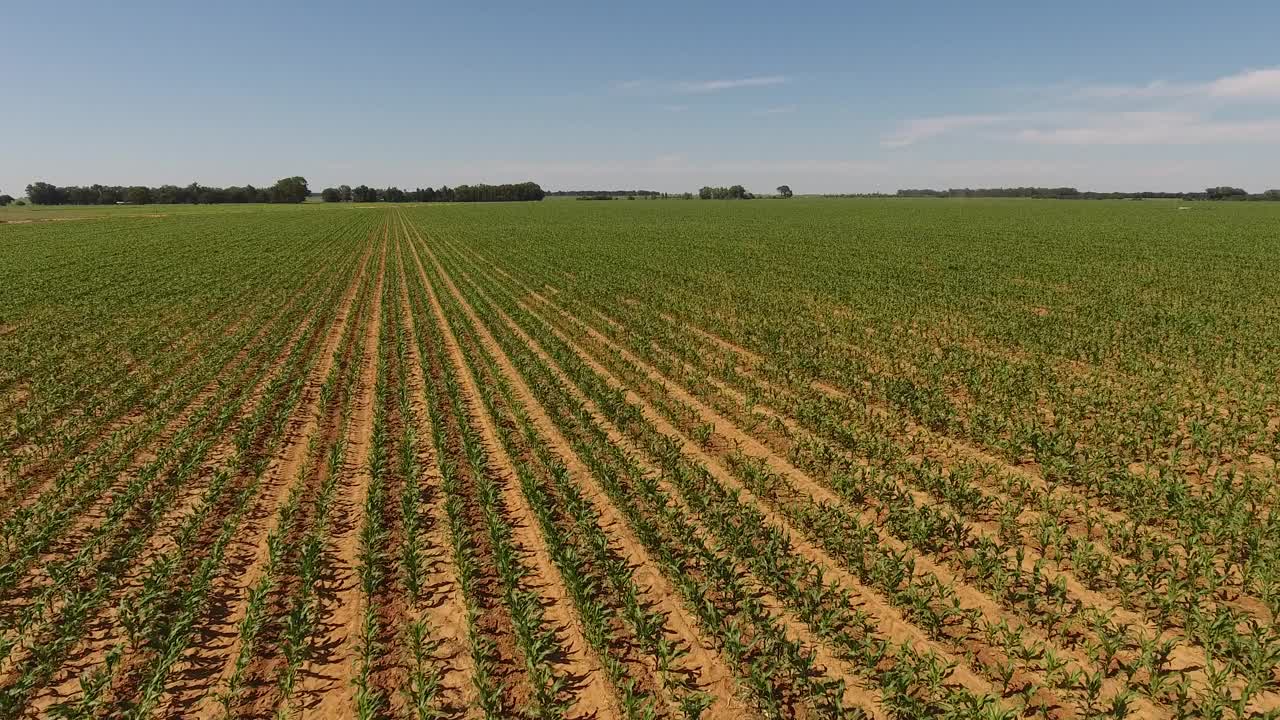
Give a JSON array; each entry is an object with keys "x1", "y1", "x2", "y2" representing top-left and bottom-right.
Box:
[{"x1": 269, "y1": 176, "x2": 310, "y2": 203}]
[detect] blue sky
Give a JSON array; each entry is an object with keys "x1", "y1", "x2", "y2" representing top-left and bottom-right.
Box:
[{"x1": 3, "y1": 0, "x2": 1278, "y2": 195}]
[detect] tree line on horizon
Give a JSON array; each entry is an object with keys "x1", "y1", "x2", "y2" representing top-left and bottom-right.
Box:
[
  {"x1": 876, "y1": 186, "x2": 1280, "y2": 201},
  {"x1": 318, "y1": 182, "x2": 544, "y2": 203},
  {"x1": 695, "y1": 185, "x2": 794, "y2": 199},
  {"x1": 22, "y1": 177, "x2": 312, "y2": 206},
  {"x1": 548, "y1": 189, "x2": 663, "y2": 197},
  {"x1": 9, "y1": 181, "x2": 1278, "y2": 207},
  {"x1": 12, "y1": 178, "x2": 546, "y2": 206}
]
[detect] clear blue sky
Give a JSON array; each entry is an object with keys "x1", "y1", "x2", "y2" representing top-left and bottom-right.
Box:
[{"x1": 3, "y1": 0, "x2": 1278, "y2": 195}]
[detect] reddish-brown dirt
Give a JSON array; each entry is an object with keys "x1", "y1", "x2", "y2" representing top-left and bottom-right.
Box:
[
  {"x1": 404, "y1": 218, "x2": 618, "y2": 720},
  {"x1": 448, "y1": 267, "x2": 881, "y2": 719},
  {"x1": 13, "y1": 208, "x2": 1275, "y2": 719},
  {"x1": 393, "y1": 238, "x2": 479, "y2": 719},
  {"x1": 172, "y1": 230, "x2": 378, "y2": 719},
  {"x1": 411, "y1": 227, "x2": 750, "y2": 719},
  {"x1": 297, "y1": 233, "x2": 388, "y2": 718}
]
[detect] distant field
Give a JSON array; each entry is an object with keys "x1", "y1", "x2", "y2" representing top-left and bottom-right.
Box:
[{"x1": 1, "y1": 198, "x2": 1278, "y2": 719}]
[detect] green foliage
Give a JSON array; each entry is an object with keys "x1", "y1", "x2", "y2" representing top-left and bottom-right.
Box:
[
  {"x1": 697, "y1": 184, "x2": 752, "y2": 199},
  {"x1": 5, "y1": 199, "x2": 1280, "y2": 719}
]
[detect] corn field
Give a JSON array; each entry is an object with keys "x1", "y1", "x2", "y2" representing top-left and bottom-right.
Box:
[{"x1": 1, "y1": 198, "x2": 1278, "y2": 719}]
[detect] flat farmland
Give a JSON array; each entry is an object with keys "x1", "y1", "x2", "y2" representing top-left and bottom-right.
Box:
[{"x1": 1, "y1": 198, "x2": 1278, "y2": 719}]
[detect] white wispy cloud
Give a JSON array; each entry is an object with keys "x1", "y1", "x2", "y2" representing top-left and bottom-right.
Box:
[
  {"x1": 752, "y1": 104, "x2": 797, "y2": 115},
  {"x1": 614, "y1": 75, "x2": 788, "y2": 95},
  {"x1": 884, "y1": 108, "x2": 1280, "y2": 148},
  {"x1": 886, "y1": 67, "x2": 1280, "y2": 149},
  {"x1": 1073, "y1": 67, "x2": 1280, "y2": 101},
  {"x1": 881, "y1": 114, "x2": 1009, "y2": 148},
  {"x1": 1208, "y1": 67, "x2": 1280, "y2": 99},
  {"x1": 674, "y1": 75, "x2": 787, "y2": 94},
  {"x1": 1015, "y1": 111, "x2": 1280, "y2": 145},
  {"x1": 1073, "y1": 80, "x2": 1191, "y2": 100}
]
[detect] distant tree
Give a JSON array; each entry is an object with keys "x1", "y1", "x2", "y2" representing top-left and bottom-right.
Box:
[
  {"x1": 1205, "y1": 186, "x2": 1248, "y2": 200},
  {"x1": 776, "y1": 185, "x2": 793, "y2": 198},
  {"x1": 65, "y1": 186, "x2": 96, "y2": 204},
  {"x1": 697, "y1": 185, "x2": 754, "y2": 200},
  {"x1": 351, "y1": 184, "x2": 377, "y2": 203},
  {"x1": 320, "y1": 187, "x2": 342, "y2": 202},
  {"x1": 15, "y1": 200, "x2": 25, "y2": 206},
  {"x1": 338, "y1": 184, "x2": 353, "y2": 202},
  {"x1": 0, "y1": 194, "x2": 13, "y2": 206},
  {"x1": 447, "y1": 182, "x2": 543, "y2": 203},
  {"x1": 1263, "y1": 189, "x2": 1280, "y2": 201},
  {"x1": 125, "y1": 186, "x2": 152, "y2": 204},
  {"x1": 153, "y1": 185, "x2": 180, "y2": 204},
  {"x1": 224, "y1": 186, "x2": 250, "y2": 203},
  {"x1": 97, "y1": 185, "x2": 123, "y2": 204},
  {"x1": 548, "y1": 189, "x2": 660, "y2": 198},
  {"x1": 270, "y1": 176, "x2": 310, "y2": 203},
  {"x1": 25, "y1": 182, "x2": 64, "y2": 205}
]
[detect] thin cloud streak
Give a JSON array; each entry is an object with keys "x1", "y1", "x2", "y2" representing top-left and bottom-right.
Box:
[
  {"x1": 1073, "y1": 66, "x2": 1280, "y2": 101},
  {"x1": 752, "y1": 104, "x2": 798, "y2": 115},
  {"x1": 886, "y1": 109, "x2": 1280, "y2": 147},
  {"x1": 1016, "y1": 113, "x2": 1280, "y2": 145},
  {"x1": 882, "y1": 114, "x2": 1009, "y2": 148},
  {"x1": 1209, "y1": 67, "x2": 1280, "y2": 98},
  {"x1": 613, "y1": 75, "x2": 788, "y2": 96},
  {"x1": 886, "y1": 67, "x2": 1280, "y2": 149},
  {"x1": 674, "y1": 75, "x2": 788, "y2": 93}
]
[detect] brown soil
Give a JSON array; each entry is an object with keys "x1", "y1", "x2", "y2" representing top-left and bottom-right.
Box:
[
  {"x1": 413, "y1": 230, "x2": 748, "y2": 719},
  {"x1": 407, "y1": 238, "x2": 539, "y2": 717},
  {"x1": 296, "y1": 232, "x2": 387, "y2": 718},
  {"x1": 172, "y1": 230, "x2": 377, "y2": 719},
  {"x1": 466, "y1": 279, "x2": 875, "y2": 718},
  {"x1": 638, "y1": 303, "x2": 1275, "y2": 715},
  {"x1": 14, "y1": 240, "x2": 362, "y2": 717},
  {"x1": 432, "y1": 244, "x2": 1014, "y2": 708},
  {"x1": 3, "y1": 295, "x2": 328, "y2": 699},
  {"x1": 404, "y1": 218, "x2": 618, "y2": 719},
  {"x1": 491, "y1": 276, "x2": 998, "y2": 700},
  {"x1": 394, "y1": 239, "x2": 480, "y2": 719},
  {"x1": 0, "y1": 279, "x2": 312, "y2": 531}
]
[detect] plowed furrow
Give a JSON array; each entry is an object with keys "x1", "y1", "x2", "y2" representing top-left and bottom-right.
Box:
[
  {"x1": 445, "y1": 239, "x2": 1189, "y2": 716},
  {"x1": 404, "y1": 221, "x2": 616, "y2": 720},
  {"x1": 163, "y1": 228, "x2": 376, "y2": 719},
  {"x1": 434, "y1": 243, "x2": 1002, "y2": 699},
  {"x1": 291, "y1": 234, "x2": 386, "y2": 718},
  {"x1": 395, "y1": 238, "x2": 479, "y2": 720},
  {"x1": 418, "y1": 223, "x2": 872, "y2": 719}
]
